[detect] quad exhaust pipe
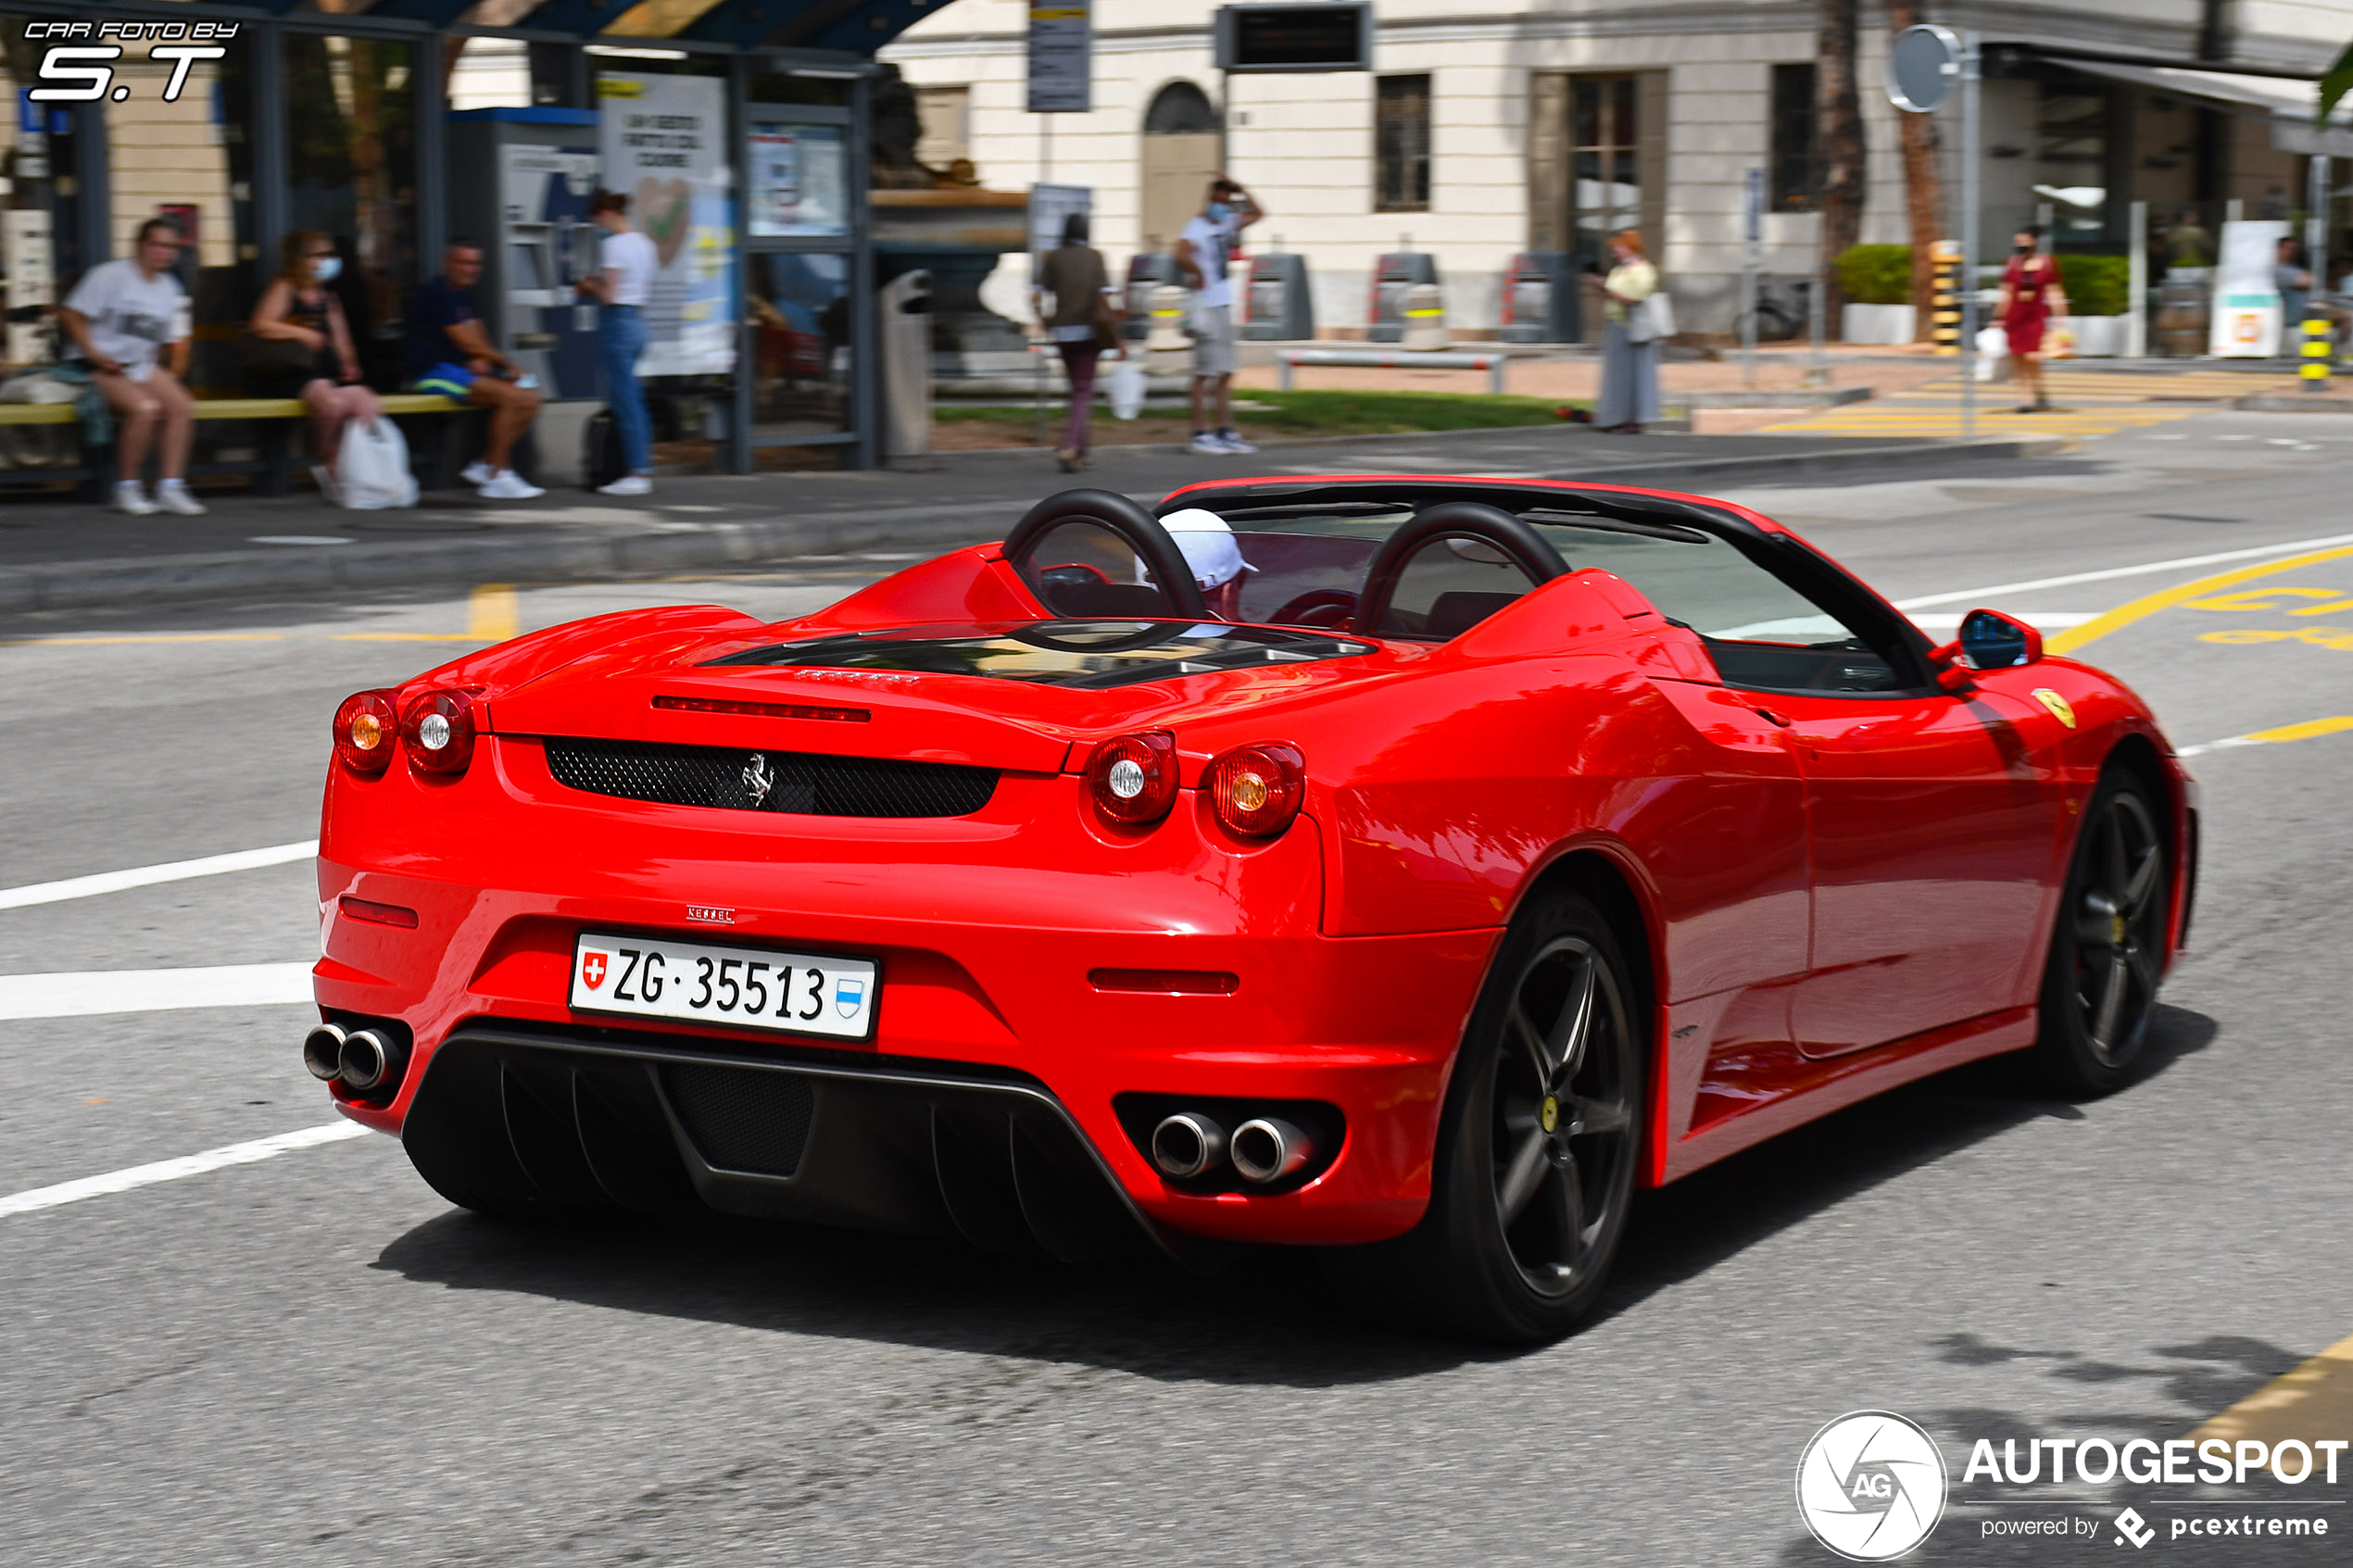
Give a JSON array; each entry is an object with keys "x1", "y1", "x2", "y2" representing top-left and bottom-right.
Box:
[
  {"x1": 1150, "y1": 1112, "x2": 1227, "y2": 1178},
  {"x1": 302, "y1": 1023, "x2": 347, "y2": 1082},
  {"x1": 302, "y1": 1022, "x2": 407, "y2": 1096},
  {"x1": 1229, "y1": 1117, "x2": 1313, "y2": 1185},
  {"x1": 1150, "y1": 1110, "x2": 1316, "y2": 1185}
]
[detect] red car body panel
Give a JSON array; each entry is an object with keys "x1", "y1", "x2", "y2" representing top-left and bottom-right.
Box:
[{"x1": 315, "y1": 475, "x2": 2196, "y2": 1248}]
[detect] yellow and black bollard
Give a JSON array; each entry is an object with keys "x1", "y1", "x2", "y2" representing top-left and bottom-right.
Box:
[
  {"x1": 2301, "y1": 311, "x2": 2332, "y2": 392},
  {"x1": 1931, "y1": 241, "x2": 1962, "y2": 356}
]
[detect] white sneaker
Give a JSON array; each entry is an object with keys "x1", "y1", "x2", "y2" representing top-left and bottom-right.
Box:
[
  {"x1": 310, "y1": 464, "x2": 343, "y2": 507},
  {"x1": 114, "y1": 482, "x2": 157, "y2": 516},
  {"x1": 1215, "y1": 429, "x2": 1258, "y2": 454},
  {"x1": 460, "y1": 459, "x2": 497, "y2": 486},
  {"x1": 153, "y1": 481, "x2": 208, "y2": 516},
  {"x1": 477, "y1": 470, "x2": 545, "y2": 500},
  {"x1": 597, "y1": 474, "x2": 653, "y2": 496},
  {"x1": 1188, "y1": 432, "x2": 1227, "y2": 456}
]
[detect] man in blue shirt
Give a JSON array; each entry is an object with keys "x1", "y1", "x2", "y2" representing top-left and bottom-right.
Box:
[{"x1": 405, "y1": 239, "x2": 545, "y2": 498}]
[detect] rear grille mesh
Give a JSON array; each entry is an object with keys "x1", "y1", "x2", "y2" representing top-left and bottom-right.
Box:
[
  {"x1": 542, "y1": 737, "x2": 997, "y2": 818},
  {"x1": 663, "y1": 1064, "x2": 816, "y2": 1177}
]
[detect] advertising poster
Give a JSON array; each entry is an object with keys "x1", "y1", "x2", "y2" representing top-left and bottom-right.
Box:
[
  {"x1": 749, "y1": 124, "x2": 849, "y2": 240},
  {"x1": 2208, "y1": 218, "x2": 2289, "y2": 358},
  {"x1": 597, "y1": 72, "x2": 736, "y2": 377}
]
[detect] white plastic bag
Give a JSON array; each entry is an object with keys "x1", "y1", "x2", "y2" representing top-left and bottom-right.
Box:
[
  {"x1": 1107, "y1": 356, "x2": 1145, "y2": 421},
  {"x1": 1972, "y1": 326, "x2": 2011, "y2": 382},
  {"x1": 335, "y1": 417, "x2": 417, "y2": 510}
]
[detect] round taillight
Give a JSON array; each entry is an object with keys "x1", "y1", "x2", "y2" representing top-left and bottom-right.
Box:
[
  {"x1": 333, "y1": 690, "x2": 399, "y2": 776},
  {"x1": 1206, "y1": 743, "x2": 1305, "y2": 837},
  {"x1": 400, "y1": 689, "x2": 477, "y2": 775},
  {"x1": 1085, "y1": 730, "x2": 1178, "y2": 825}
]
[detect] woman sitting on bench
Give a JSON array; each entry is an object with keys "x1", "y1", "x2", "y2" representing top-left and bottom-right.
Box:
[{"x1": 247, "y1": 231, "x2": 382, "y2": 503}]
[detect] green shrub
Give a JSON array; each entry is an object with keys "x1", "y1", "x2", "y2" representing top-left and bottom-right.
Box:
[
  {"x1": 1835, "y1": 244, "x2": 1914, "y2": 306},
  {"x1": 2057, "y1": 254, "x2": 2131, "y2": 317}
]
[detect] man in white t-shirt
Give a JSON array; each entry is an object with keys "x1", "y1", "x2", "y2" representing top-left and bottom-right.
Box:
[
  {"x1": 58, "y1": 217, "x2": 205, "y2": 515},
  {"x1": 1176, "y1": 175, "x2": 1263, "y2": 456},
  {"x1": 576, "y1": 189, "x2": 659, "y2": 496}
]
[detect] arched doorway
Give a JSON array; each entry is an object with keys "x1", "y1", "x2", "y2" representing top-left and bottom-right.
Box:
[{"x1": 1140, "y1": 82, "x2": 1221, "y2": 256}]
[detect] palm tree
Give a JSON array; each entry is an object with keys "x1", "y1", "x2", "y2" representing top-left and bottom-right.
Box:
[{"x1": 1818, "y1": 0, "x2": 1869, "y2": 317}]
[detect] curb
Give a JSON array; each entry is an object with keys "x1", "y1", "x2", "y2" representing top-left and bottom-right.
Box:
[
  {"x1": 2233, "y1": 394, "x2": 2353, "y2": 413},
  {"x1": 0, "y1": 433, "x2": 2046, "y2": 616}
]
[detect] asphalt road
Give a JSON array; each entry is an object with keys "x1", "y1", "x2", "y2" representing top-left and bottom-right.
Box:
[{"x1": 5, "y1": 410, "x2": 2353, "y2": 1565}]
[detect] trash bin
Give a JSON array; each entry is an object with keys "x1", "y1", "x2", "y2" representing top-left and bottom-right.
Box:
[{"x1": 880, "y1": 269, "x2": 932, "y2": 460}]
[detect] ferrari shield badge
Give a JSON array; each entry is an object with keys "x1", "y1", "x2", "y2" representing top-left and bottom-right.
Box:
[
  {"x1": 580, "y1": 950, "x2": 608, "y2": 990},
  {"x1": 835, "y1": 975, "x2": 866, "y2": 1018},
  {"x1": 2031, "y1": 688, "x2": 2077, "y2": 729}
]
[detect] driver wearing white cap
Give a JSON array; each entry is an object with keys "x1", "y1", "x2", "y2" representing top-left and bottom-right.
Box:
[{"x1": 1143, "y1": 507, "x2": 1258, "y2": 619}]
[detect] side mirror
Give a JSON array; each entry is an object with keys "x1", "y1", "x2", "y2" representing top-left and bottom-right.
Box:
[{"x1": 1957, "y1": 608, "x2": 2043, "y2": 670}]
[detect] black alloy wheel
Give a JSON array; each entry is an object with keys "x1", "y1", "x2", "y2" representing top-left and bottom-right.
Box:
[
  {"x1": 1389, "y1": 891, "x2": 1646, "y2": 1342},
  {"x1": 2033, "y1": 772, "x2": 2169, "y2": 1096}
]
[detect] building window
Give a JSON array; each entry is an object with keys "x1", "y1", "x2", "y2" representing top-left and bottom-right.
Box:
[
  {"x1": 1770, "y1": 62, "x2": 1818, "y2": 212},
  {"x1": 1376, "y1": 74, "x2": 1431, "y2": 213},
  {"x1": 914, "y1": 85, "x2": 970, "y2": 170},
  {"x1": 1571, "y1": 74, "x2": 1639, "y2": 256}
]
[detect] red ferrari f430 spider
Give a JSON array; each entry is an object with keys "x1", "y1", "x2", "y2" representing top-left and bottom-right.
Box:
[{"x1": 308, "y1": 478, "x2": 2194, "y2": 1340}]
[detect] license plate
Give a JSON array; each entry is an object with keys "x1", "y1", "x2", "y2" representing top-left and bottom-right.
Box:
[{"x1": 570, "y1": 931, "x2": 876, "y2": 1041}]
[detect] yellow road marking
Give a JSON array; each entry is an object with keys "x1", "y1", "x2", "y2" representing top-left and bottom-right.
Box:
[
  {"x1": 2247, "y1": 715, "x2": 2353, "y2": 743},
  {"x1": 2175, "y1": 714, "x2": 2353, "y2": 758},
  {"x1": 2046, "y1": 545, "x2": 2353, "y2": 657},
  {"x1": 466, "y1": 583, "x2": 519, "y2": 643},
  {"x1": 0, "y1": 633, "x2": 288, "y2": 648},
  {"x1": 2190, "y1": 1332, "x2": 2353, "y2": 1446}
]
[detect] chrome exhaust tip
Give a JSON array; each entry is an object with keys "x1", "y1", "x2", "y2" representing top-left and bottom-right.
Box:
[
  {"x1": 302, "y1": 1022, "x2": 348, "y2": 1083},
  {"x1": 1229, "y1": 1117, "x2": 1313, "y2": 1185},
  {"x1": 1150, "y1": 1112, "x2": 1227, "y2": 1179},
  {"x1": 337, "y1": 1028, "x2": 406, "y2": 1095}
]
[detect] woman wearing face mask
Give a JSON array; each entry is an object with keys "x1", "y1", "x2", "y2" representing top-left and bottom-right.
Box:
[
  {"x1": 1995, "y1": 224, "x2": 2067, "y2": 415},
  {"x1": 248, "y1": 231, "x2": 382, "y2": 499}
]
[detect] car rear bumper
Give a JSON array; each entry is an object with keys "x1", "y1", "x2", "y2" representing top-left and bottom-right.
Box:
[{"x1": 315, "y1": 762, "x2": 1500, "y2": 1245}]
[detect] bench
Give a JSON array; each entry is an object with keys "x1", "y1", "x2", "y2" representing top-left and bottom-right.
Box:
[
  {"x1": 0, "y1": 392, "x2": 473, "y2": 495},
  {"x1": 1276, "y1": 347, "x2": 1513, "y2": 395}
]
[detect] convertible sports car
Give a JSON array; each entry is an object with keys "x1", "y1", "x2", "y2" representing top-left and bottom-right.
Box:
[{"x1": 307, "y1": 476, "x2": 2195, "y2": 1340}]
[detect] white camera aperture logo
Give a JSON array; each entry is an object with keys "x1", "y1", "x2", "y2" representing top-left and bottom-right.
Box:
[{"x1": 1796, "y1": 1411, "x2": 1948, "y2": 1561}]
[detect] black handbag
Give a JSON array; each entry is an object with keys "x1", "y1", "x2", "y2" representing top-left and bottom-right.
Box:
[{"x1": 239, "y1": 332, "x2": 315, "y2": 381}]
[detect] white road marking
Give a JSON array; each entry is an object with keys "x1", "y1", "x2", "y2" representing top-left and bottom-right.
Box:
[
  {"x1": 0, "y1": 840, "x2": 318, "y2": 911},
  {"x1": 1894, "y1": 532, "x2": 2353, "y2": 610},
  {"x1": 0, "y1": 1122, "x2": 369, "y2": 1219},
  {"x1": 1907, "y1": 611, "x2": 2095, "y2": 633},
  {"x1": 0, "y1": 962, "x2": 314, "y2": 1022}
]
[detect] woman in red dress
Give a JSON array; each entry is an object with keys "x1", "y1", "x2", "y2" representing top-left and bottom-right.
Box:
[{"x1": 1997, "y1": 224, "x2": 2069, "y2": 414}]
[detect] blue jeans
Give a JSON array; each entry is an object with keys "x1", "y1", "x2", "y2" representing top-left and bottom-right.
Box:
[{"x1": 599, "y1": 304, "x2": 651, "y2": 474}]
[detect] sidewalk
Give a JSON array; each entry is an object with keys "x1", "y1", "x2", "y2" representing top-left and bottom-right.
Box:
[{"x1": 0, "y1": 422, "x2": 2056, "y2": 617}]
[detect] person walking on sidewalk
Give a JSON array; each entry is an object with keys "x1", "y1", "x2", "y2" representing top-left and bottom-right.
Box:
[
  {"x1": 576, "y1": 191, "x2": 656, "y2": 496},
  {"x1": 403, "y1": 240, "x2": 545, "y2": 499},
  {"x1": 1176, "y1": 175, "x2": 1262, "y2": 455},
  {"x1": 1996, "y1": 224, "x2": 2067, "y2": 415},
  {"x1": 58, "y1": 217, "x2": 205, "y2": 516},
  {"x1": 1594, "y1": 230, "x2": 1662, "y2": 434},
  {"x1": 247, "y1": 231, "x2": 382, "y2": 502},
  {"x1": 1034, "y1": 212, "x2": 1121, "y2": 472}
]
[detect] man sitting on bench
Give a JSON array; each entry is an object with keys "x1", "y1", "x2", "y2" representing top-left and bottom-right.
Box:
[{"x1": 403, "y1": 239, "x2": 545, "y2": 500}]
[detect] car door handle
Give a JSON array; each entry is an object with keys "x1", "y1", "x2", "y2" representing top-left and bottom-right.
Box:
[{"x1": 1751, "y1": 707, "x2": 1793, "y2": 727}]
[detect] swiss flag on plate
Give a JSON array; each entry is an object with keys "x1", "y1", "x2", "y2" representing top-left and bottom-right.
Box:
[{"x1": 580, "y1": 950, "x2": 608, "y2": 990}]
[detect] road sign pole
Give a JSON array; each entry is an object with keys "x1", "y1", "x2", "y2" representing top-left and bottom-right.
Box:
[
  {"x1": 1960, "y1": 31, "x2": 1980, "y2": 444},
  {"x1": 1743, "y1": 168, "x2": 1762, "y2": 389}
]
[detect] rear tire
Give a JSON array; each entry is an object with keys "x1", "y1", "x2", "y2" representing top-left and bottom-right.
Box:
[
  {"x1": 1369, "y1": 891, "x2": 1647, "y2": 1343},
  {"x1": 2030, "y1": 771, "x2": 2169, "y2": 1097}
]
